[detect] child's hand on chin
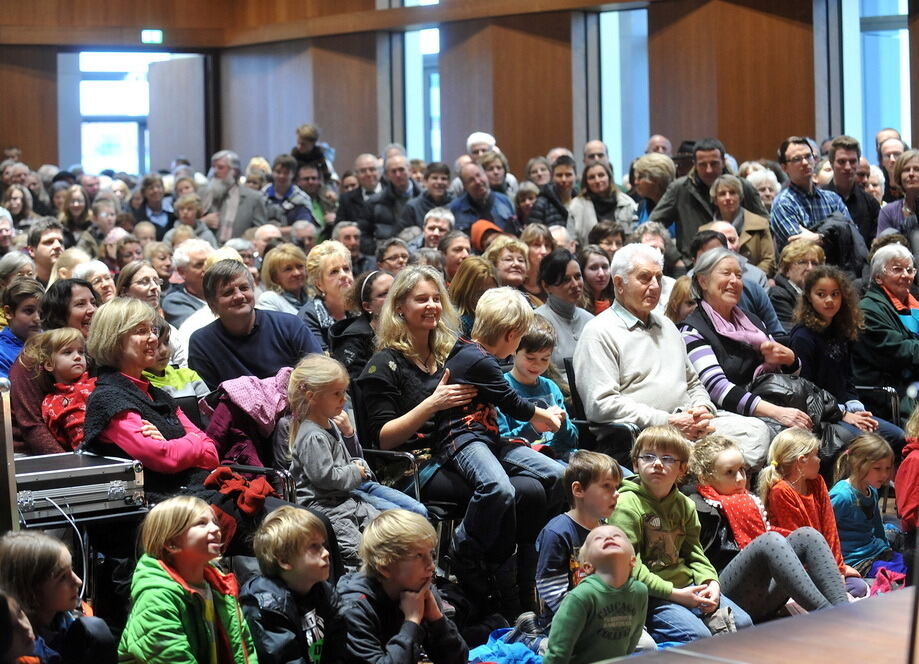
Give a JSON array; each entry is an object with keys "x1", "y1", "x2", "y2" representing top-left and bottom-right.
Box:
[
  {"x1": 400, "y1": 589, "x2": 427, "y2": 624},
  {"x1": 331, "y1": 411, "x2": 354, "y2": 437}
]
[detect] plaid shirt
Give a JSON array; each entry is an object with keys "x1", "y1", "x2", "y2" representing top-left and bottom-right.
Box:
[{"x1": 769, "y1": 182, "x2": 850, "y2": 248}]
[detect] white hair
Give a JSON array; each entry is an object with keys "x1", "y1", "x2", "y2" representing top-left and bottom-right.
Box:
[
  {"x1": 424, "y1": 207, "x2": 454, "y2": 228},
  {"x1": 870, "y1": 243, "x2": 913, "y2": 280},
  {"x1": 609, "y1": 242, "x2": 663, "y2": 284},
  {"x1": 73, "y1": 260, "x2": 110, "y2": 281},
  {"x1": 746, "y1": 168, "x2": 780, "y2": 192},
  {"x1": 466, "y1": 132, "x2": 496, "y2": 152},
  {"x1": 173, "y1": 238, "x2": 214, "y2": 269},
  {"x1": 869, "y1": 164, "x2": 886, "y2": 188}
]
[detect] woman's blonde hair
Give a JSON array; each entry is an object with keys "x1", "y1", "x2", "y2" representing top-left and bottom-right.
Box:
[
  {"x1": 260, "y1": 242, "x2": 308, "y2": 294},
  {"x1": 664, "y1": 275, "x2": 693, "y2": 324},
  {"x1": 140, "y1": 495, "x2": 215, "y2": 562},
  {"x1": 448, "y1": 256, "x2": 497, "y2": 318},
  {"x1": 376, "y1": 265, "x2": 458, "y2": 366},
  {"x1": 484, "y1": 235, "x2": 529, "y2": 273},
  {"x1": 833, "y1": 433, "x2": 893, "y2": 487},
  {"x1": 47, "y1": 248, "x2": 91, "y2": 287},
  {"x1": 21, "y1": 328, "x2": 85, "y2": 379},
  {"x1": 688, "y1": 434, "x2": 742, "y2": 483},
  {"x1": 0, "y1": 531, "x2": 70, "y2": 624},
  {"x1": 305, "y1": 240, "x2": 351, "y2": 296},
  {"x1": 86, "y1": 297, "x2": 156, "y2": 368},
  {"x1": 757, "y1": 428, "x2": 820, "y2": 501},
  {"x1": 907, "y1": 406, "x2": 919, "y2": 440},
  {"x1": 287, "y1": 354, "x2": 348, "y2": 450},
  {"x1": 359, "y1": 509, "x2": 436, "y2": 579},
  {"x1": 779, "y1": 241, "x2": 825, "y2": 275}
]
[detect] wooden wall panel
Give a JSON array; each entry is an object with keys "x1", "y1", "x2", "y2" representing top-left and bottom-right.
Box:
[
  {"x1": 148, "y1": 56, "x2": 207, "y2": 173},
  {"x1": 0, "y1": 47, "x2": 59, "y2": 167},
  {"x1": 0, "y1": 0, "x2": 235, "y2": 29},
  {"x1": 649, "y1": 0, "x2": 814, "y2": 163}
]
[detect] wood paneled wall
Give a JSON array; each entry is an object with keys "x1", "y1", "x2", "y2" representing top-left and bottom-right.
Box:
[
  {"x1": 0, "y1": 47, "x2": 59, "y2": 167},
  {"x1": 648, "y1": 0, "x2": 814, "y2": 163},
  {"x1": 440, "y1": 12, "x2": 573, "y2": 175}
]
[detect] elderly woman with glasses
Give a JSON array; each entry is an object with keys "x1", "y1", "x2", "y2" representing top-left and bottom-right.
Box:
[
  {"x1": 768, "y1": 241, "x2": 825, "y2": 332},
  {"x1": 852, "y1": 243, "x2": 919, "y2": 421}
]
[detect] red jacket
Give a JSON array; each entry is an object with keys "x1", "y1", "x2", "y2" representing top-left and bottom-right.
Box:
[{"x1": 896, "y1": 436, "x2": 919, "y2": 532}]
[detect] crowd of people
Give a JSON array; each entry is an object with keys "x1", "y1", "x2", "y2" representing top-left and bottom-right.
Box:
[{"x1": 1, "y1": 122, "x2": 919, "y2": 664}]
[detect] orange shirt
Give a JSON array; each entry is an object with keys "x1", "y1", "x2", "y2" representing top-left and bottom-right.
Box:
[{"x1": 766, "y1": 476, "x2": 845, "y2": 572}]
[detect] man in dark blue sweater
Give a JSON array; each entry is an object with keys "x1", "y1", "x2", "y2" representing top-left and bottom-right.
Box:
[{"x1": 188, "y1": 259, "x2": 322, "y2": 389}]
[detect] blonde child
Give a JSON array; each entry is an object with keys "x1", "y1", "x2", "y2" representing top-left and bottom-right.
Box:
[
  {"x1": 610, "y1": 426, "x2": 753, "y2": 644},
  {"x1": 288, "y1": 354, "x2": 427, "y2": 568},
  {"x1": 896, "y1": 408, "x2": 919, "y2": 550},
  {"x1": 337, "y1": 510, "x2": 468, "y2": 664},
  {"x1": 0, "y1": 532, "x2": 87, "y2": 661},
  {"x1": 119, "y1": 496, "x2": 256, "y2": 664},
  {"x1": 240, "y1": 506, "x2": 345, "y2": 664},
  {"x1": 163, "y1": 193, "x2": 218, "y2": 248},
  {"x1": 689, "y1": 435, "x2": 847, "y2": 620},
  {"x1": 21, "y1": 328, "x2": 96, "y2": 450},
  {"x1": 543, "y1": 525, "x2": 647, "y2": 664},
  {"x1": 759, "y1": 428, "x2": 869, "y2": 596},
  {"x1": 830, "y1": 434, "x2": 905, "y2": 576}
]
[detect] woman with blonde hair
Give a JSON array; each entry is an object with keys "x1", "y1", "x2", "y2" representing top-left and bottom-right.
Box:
[
  {"x1": 256, "y1": 242, "x2": 309, "y2": 314},
  {"x1": 484, "y1": 235, "x2": 541, "y2": 307},
  {"x1": 448, "y1": 256, "x2": 497, "y2": 335},
  {"x1": 298, "y1": 240, "x2": 354, "y2": 351}
]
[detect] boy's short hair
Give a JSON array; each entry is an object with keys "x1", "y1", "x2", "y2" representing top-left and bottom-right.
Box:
[
  {"x1": 564, "y1": 450, "x2": 622, "y2": 508},
  {"x1": 359, "y1": 509, "x2": 436, "y2": 579},
  {"x1": 631, "y1": 425, "x2": 692, "y2": 468},
  {"x1": 2, "y1": 276, "x2": 43, "y2": 312},
  {"x1": 471, "y1": 286, "x2": 533, "y2": 345},
  {"x1": 518, "y1": 314, "x2": 556, "y2": 354},
  {"x1": 253, "y1": 505, "x2": 327, "y2": 578}
]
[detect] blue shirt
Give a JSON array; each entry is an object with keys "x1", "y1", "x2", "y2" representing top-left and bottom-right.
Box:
[
  {"x1": 0, "y1": 326, "x2": 24, "y2": 379},
  {"x1": 829, "y1": 479, "x2": 890, "y2": 567},
  {"x1": 448, "y1": 191, "x2": 516, "y2": 234},
  {"x1": 770, "y1": 182, "x2": 851, "y2": 249},
  {"x1": 188, "y1": 309, "x2": 322, "y2": 389},
  {"x1": 497, "y1": 372, "x2": 578, "y2": 458}
]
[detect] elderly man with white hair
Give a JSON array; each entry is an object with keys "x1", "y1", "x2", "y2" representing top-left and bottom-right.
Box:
[
  {"x1": 573, "y1": 242, "x2": 770, "y2": 467},
  {"x1": 162, "y1": 238, "x2": 215, "y2": 327},
  {"x1": 201, "y1": 149, "x2": 268, "y2": 242}
]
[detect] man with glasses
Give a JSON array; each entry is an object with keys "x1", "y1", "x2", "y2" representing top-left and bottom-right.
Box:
[
  {"x1": 573, "y1": 243, "x2": 770, "y2": 467},
  {"x1": 770, "y1": 136, "x2": 852, "y2": 252},
  {"x1": 648, "y1": 138, "x2": 767, "y2": 257}
]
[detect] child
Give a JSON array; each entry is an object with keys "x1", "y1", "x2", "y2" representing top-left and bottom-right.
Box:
[
  {"x1": 830, "y1": 434, "x2": 905, "y2": 576},
  {"x1": 497, "y1": 315, "x2": 578, "y2": 460},
  {"x1": 288, "y1": 354, "x2": 427, "y2": 568},
  {"x1": 164, "y1": 193, "x2": 218, "y2": 248},
  {"x1": 337, "y1": 510, "x2": 468, "y2": 664},
  {"x1": 119, "y1": 496, "x2": 257, "y2": 664},
  {"x1": 896, "y1": 408, "x2": 919, "y2": 553},
  {"x1": 21, "y1": 328, "x2": 96, "y2": 450},
  {"x1": 1, "y1": 587, "x2": 36, "y2": 664},
  {"x1": 535, "y1": 450, "x2": 621, "y2": 624},
  {"x1": 142, "y1": 315, "x2": 209, "y2": 400},
  {"x1": 0, "y1": 532, "x2": 84, "y2": 660},
  {"x1": 240, "y1": 506, "x2": 345, "y2": 664},
  {"x1": 436, "y1": 287, "x2": 565, "y2": 607},
  {"x1": 610, "y1": 426, "x2": 753, "y2": 644},
  {"x1": 0, "y1": 277, "x2": 43, "y2": 378},
  {"x1": 543, "y1": 525, "x2": 648, "y2": 664},
  {"x1": 759, "y1": 428, "x2": 869, "y2": 597},
  {"x1": 689, "y1": 435, "x2": 848, "y2": 620}
]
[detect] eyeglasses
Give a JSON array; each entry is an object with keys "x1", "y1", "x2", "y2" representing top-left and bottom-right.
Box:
[
  {"x1": 131, "y1": 276, "x2": 163, "y2": 289},
  {"x1": 636, "y1": 453, "x2": 683, "y2": 467},
  {"x1": 792, "y1": 259, "x2": 820, "y2": 268},
  {"x1": 382, "y1": 252, "x2": 409, "y2": 263},
  {"x1": 886, "y1": 265, "x2": 917, "y2": 277},
  {"x1": 786, "y1": 153, "x2": 816, "y2": 165},
  {"x1": 131, "y1": 324, "x2": 161, "y2": 338}
]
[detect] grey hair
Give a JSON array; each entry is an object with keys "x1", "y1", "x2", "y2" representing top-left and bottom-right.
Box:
[
  {"x1": 690, "y1": 247, "x2": 737, "y2": 299},
  {"x1": 203, "y1": 259, "x2": 253, "y2": 304},
  {"x1": 870, "y1": 243, "x2": 913, "y2": 280},
  {"x1": 72, "y1": 259, "x2": 110, "y2": 281},
  {"x1": 609, "y1": 242, "x2": 663, "y2": 284},
  {"x1": 633, "y1": 220, "x2": 672, "y2": 242},
  {"x1": 423, "y1": 207, "x2": 454, "y2": 228},
  {"x1": 869, "y1": 164, "x2": 886, "y2": 188},
  {"x1": 292, "y1": 220, "x2": 315, "y2": 232},
  {"x1": 0, "y1": 252, "x2": 33, "y2": 283},
  {"x1": 709, "y1": 174, "x2": 743, "y2": 200},
  {"x1": 331, "y1": 221, "x2": 359, "y2": 240},
  {"x1": 172, "y1": 238, "x2": 214, "y2": 269},
  {"x1": 746, "y1": 168, "x2": 780, "y2": 192},
  {"x1": 466, "y1": 132, "x2": 496, "y2": 152},
  {"x1": 211, "y1": 150, "x2": 241, "y2": 175},
  {"x1": 224, "y1": 238, "x2": 253, "y2": 253}
]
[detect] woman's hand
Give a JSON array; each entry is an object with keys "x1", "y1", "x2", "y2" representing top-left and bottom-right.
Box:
[
  {"x1": 332, "y1": 411, "x2": 354, "y2": 437},
  {"x1": 760, "y1": 340, "x2": 796, "y2": 366},
  {"x1": 138, "y1": 420, "x2": 165, "y2": 441},
  {"x1": 424, "y1": 369, "x2": 477, "y2": 413},
  {"x1": 769, "y1": 405, "x2": 813, "y2": 430},
  {"x1": 842, "y1": 410, "x2": 878, "y2": 432}
]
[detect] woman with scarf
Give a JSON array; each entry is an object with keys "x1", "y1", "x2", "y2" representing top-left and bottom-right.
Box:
[{"x1": 568, "y1": 161, "x2": 637, "y2": 249}]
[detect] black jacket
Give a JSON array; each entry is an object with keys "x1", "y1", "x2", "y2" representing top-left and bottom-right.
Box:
[
  {"x1": 328, "y1": 315, "x2": 375, "y2": 384},
  {"x1": 396, "y1": 190, "x2": 453, "y2": 233},
  {"x1": 366, "y1": 180, "x2": 422, "y2": 251},
  {"x1": 336, "y1": 572, "x2": 467, "y2": 664},
  {"x1": 768, "y1": 273, "x2": 800, "y2": 333},
  {"x1": 240, "y1": 574, "x2": 346, "y2": 664},
  {"x1": 528, "y1": 184, "x2": 571, "y2": 227}
]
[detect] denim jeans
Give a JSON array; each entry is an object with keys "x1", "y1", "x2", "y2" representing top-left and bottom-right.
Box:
[
  {"x1": 646, "y1": 594, "x2": 753, "y2": 644},
  {"x1": 450, "y1": 440, "x2": 565, "y2": 567},
  {"x1": 838, "y1": 415, "x2": 906, "y2": 457},
  {"x1": 353, "y1": 480, "x2": 429, "y2": 517}
]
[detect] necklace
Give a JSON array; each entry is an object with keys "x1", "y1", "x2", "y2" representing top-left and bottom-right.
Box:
[{"x1": 789, "y1": 473, "x2": 808, "y2": 495}]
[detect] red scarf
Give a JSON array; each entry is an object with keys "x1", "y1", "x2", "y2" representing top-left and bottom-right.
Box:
[{"x1": 697, "y1": 485, "x2": 769, "y2": 549}]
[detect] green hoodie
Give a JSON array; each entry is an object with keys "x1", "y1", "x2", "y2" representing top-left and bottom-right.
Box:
[
  {"x1": 609, "y1": 478, "x2": 718, "y2": 599},
  {"x1": 118, "y1": 554, "x2": 257, "y2": 664}
]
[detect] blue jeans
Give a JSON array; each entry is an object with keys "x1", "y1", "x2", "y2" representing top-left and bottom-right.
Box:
[
  {"x1": 646, "y1": 594, "x2": 753, "y2": 644},
  {"x1": 838, "y1": 415, "x2": 906, "y2": 457},
  {"x1": 450, "y1": 440, "x2": 564, "y2": 567},
  {"x1": 353, "y1": 481, "x2": 429, "y2": 517}
]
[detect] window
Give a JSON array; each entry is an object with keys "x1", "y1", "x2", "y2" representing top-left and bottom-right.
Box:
[
  {"x1": 599, "y1": 9, "x2": 649, "y2": 184},
  {"x1": 403, "y1": 0, "x2": 441, "y2": 162},
  {"x1": 77, "y1": 51, "x2": 193, "y2": 174}
]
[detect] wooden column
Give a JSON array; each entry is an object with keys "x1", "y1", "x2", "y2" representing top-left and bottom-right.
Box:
[
  {"x1": 909, "y1": 0, "x2": 919, "y2": 143},
  {"x1": 0, "y1": 47, "x2": 59, "y2": 167},
  {"x1": 439, "y1": 12, "x2": 573, "y2": 175},
  {"x1": 648, "y1": 0, "x2": 814, "y2": 163}
]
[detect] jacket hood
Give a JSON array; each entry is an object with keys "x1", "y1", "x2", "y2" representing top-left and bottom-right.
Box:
[
  {"x1": 329, "y1": 314, "x2": 373, "y2": 342},
  {"x1": 336, "y1": 571, "x2": 383, "y2": 605}
]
